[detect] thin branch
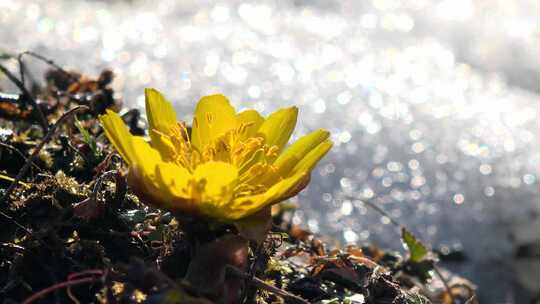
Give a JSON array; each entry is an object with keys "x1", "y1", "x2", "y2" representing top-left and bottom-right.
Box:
[
  {"x1": 0, "y1": 209, "x2": 31, "y2": 234},
  {"x1": 226, "y1": 266, "x2": 309, "y2": 304},
  {"x1": 0, "y1": 106, "x2": 88, "y2": 206},
  {"x1": 433, "y1": 265, "x2": 455, "y2": 304},
  {"x1": 0, "y1": 52, "x2": 37, "y2": 91},
  {"x1": 15, "y1": 54, "x2": 41, "y2": 96},
  {"x1": 22, "y1": 270, "x2": 104, "y2": 304},
  {"x1": 0, "y1": 172, "x2": 30, "y2": 188},
  {"x1": 90, "y1": 170, "x2": 117, "y2": 201},
  {"x1": 357, "y1": 198, "x2": 402, "y2": 228},
  {"x1": 0, "y1": 142, "x2": 43, "y2": 172},
  {"x1": 18, "y1": 51, "x2": 76, "y2": 81},
  {"x1": 64, "y1": 138, "x2": 91, "y2": 164},
  {"x1": 241, "y1": 242, "x2": 266, "y2": 303},
  {"x1": 0, "y1": 242, "x2": 25, "y2": 251},
  {"x1": 0, "y1": 62, "x2": 48, "y2": 130},
  {"x1": 17, "y1": 53, "x2": 26, "y2": 87},
  {"x1": 67, "y1": 269, "x2": 105, "y2": 281}
]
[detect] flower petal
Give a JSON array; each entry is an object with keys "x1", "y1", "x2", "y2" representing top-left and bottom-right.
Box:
[
  {"x1": 100, "y1": 110, "x2": 178, "y2": 212},
  {"x1": 124, "y1": 137, "x2": 165, "y2": 202},
  {"x1": 99, "y1": 109, "x2": 139, "y2": 165},
  {"x1": 292, "y1": 140, "x2": 333, "y2": 173},
  {"x1": 194, "y1": 161, "x2": 238, "y2": 199},
  {"x1": 149, "y1": 129, "x2": 177, "y2": 162},
  {"x1": 257, "y1": 106, "x2": 298, "y2": 151},
  {"x1": 155, "y1": 162, "x2": 192, "y2": 196},
  {"x1": 191, "y1": 94, "x2": 237, "y2": 150},
  {"x1": 273, "y1": 129, "x2": 330, "y2": 175},
  {"x1": 131, "y1": 137, "x2": 162, "y2": 168},
  {"x1": 222, "y1": 171, "x2": 308, "y2": 220},
  {"x1": 145, "y1": 88, "x2": 178, "y2": 135},
  {"x1": 257, "y1": 129, "x2": 330, "y2": 187},
  {"x1": 129, "y1": 159, "x2": 196, "y2": 212}
]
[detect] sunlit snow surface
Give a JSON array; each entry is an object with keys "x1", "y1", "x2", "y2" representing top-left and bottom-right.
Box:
[{"x1": 3, "y1": 0, "x2": 540, "y2": 301}]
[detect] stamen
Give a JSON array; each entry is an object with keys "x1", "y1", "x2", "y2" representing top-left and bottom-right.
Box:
[
  {"x1": 238, "y1": 122, "x2": 254, "y2": 135},
  {"x1": 206, "y1": 113, "x2": 213, "y2": 124},
  {"x1": 239, "y1": 163, "x2": 268, "y2": 185},
  {"x1": 266, "y1": 145, "x2": 279, "y2": 158},
  {"x1": 156, "y1": 120, "x2": 282, "y2": 196},
  {"x1": 178, "y1": 122, "x2": 191, "y2": 144}
]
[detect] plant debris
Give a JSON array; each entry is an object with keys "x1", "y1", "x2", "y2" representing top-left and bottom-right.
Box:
[{"x1": 0, "y1": 53, "x2": 477, "y2": 303}]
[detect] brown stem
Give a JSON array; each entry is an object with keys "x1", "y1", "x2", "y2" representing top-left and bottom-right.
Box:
[
  {"x1": 22, "y1": 271, "x2": 104, "y2": 304},
  {"x1": 19, "y1": 51, "x2": 77, "y2": 82}
]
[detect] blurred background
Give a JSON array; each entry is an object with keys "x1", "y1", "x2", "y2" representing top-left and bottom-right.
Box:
[{"x1": 2, "y1": 0, "x2": 540, "y2": 302}]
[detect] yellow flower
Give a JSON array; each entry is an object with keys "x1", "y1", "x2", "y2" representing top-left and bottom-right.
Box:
[{"x1": 99, "y1": 88, "x2": 332, "y2": 222}]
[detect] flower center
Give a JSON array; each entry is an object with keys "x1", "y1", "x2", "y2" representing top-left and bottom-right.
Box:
[{"x1": 152, "y1": 120, "x2": 280, "y2": 198}]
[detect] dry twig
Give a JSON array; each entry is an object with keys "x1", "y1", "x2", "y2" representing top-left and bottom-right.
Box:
[
  {"x1": 18, "y1": 51, "x2": 76, "y2": 81},
  {"x1": 0, "y1": 62, "x2": 48, "y2": 130},
  {"x1": 0, "y1": 142, "x2": 43, "y2": 173},
  {"x1": 226, "y1": 265, "x2": 309, "y2": 304},
  {"x1": 22, "y1": 269, "x2": 105, "y2": 304}
]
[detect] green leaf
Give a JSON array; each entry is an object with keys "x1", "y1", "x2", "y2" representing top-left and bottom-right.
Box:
[
  {"x1": 75, "y1": 117, "x2": 99, "y2": 158},
  {"x1": 401, "y1": 228, "x2": 428, "y2": 262}
]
